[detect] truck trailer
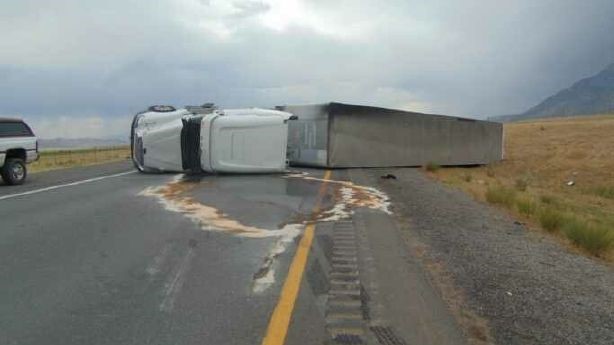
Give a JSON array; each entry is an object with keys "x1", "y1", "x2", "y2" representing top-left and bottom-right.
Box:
[{"x1": 278, "y1": 102, "x2": 503, "y2": 168}]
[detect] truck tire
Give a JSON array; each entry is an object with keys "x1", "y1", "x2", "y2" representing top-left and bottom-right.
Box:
[{"x1": 1, "y1": 158, "x2": 27, "y2": 185}]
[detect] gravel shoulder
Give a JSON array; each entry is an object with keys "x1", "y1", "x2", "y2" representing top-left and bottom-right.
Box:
[{"x1": 359, "y1": 168, "x2": 614, "y2": 345}]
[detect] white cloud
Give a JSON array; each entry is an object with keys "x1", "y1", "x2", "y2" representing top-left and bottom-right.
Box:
[{"x1": 258, "y1": 0, "x2": 374, "y2": 41}]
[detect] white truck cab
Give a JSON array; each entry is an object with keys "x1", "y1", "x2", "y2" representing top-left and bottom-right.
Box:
[
  {"x1": 0, "y1": 118, "x2": 39, "y2": 185},
  {"x1": 131, "y1": 105, "x2": 296, "y2": 174}
]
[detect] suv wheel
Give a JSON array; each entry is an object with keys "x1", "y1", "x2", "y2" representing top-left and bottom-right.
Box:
[{"x1": 1, "y1": 158, "x2": 27, "y2": 185}]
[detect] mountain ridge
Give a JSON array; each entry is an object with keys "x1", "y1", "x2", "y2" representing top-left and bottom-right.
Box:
[{"x1": 491, "y1": 63, "x2": 614, "y2": 122}]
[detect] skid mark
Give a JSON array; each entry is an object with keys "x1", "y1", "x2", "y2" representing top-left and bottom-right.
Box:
[
  {"x1": 160, "y1": 246, "x2": 194, "y2": 312},
  {"x1": 140, "y1": 173, "x2": 392, "y2": 293},
  {"x1": 146, "y1": 244, "x2": 172, "y2": 277}
]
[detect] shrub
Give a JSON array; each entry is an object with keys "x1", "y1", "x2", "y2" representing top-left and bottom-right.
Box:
[
  {"x1": 485, "y1": 165, "x2": 496, "y2": 177},
  {"x1": 562, "y1": 220, "x2": 614, "y2": 256},
  {"x1": 516, "y1": 198, "x2": 538, "y2": 216},
  {"x1": 540, "y1": 195, "x2": 556, "y2": 205},
  {"x1": 538, "y1": 208, "x2": 565, "y2": 232},
  {"x1": 463, "y1": 173, "x2": 472, "y2": 182},
  {"x1": 424, "y1": 162, "x2": 441, "y2": 172},
  {"x1": 485, "y1": 186, "x2": 516, "y2": 208},
  {"x1": 593, "y1": 186, "x2": 614, "y2": 200},
  {"x1": 514, "y1": 178, "x2": 529, "y2": 192}
]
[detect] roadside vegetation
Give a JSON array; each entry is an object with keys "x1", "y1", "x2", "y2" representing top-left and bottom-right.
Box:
[
  {"x1": 430, "y1": 115, "x2": 614, "y2": 259},
  {"x1": 423, "y1": 161, "x2": 441, "y2": 172},
  {"x1": 30, "y1": 146, "x2": 130, "y2": 173}
]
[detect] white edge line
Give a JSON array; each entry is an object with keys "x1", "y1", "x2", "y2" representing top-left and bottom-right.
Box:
[{"x1": 0, "y1": 170, "x2": 136, "y2": 201}]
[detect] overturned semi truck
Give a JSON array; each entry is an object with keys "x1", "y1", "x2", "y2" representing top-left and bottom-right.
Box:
[
  {"x1": 131, "y1": 102, "x2": 504, "y2": 174},
  {"x1": 278, "y1": 102, "x2": 503, "y2": 168},
  {"x1": 130, "y1": 105, "x2": 296, "y2": 173}
]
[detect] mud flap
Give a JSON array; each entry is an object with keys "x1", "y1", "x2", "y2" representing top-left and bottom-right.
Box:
[{"x1": 181, "y1": 116, "x2": 203, "y2": 172}]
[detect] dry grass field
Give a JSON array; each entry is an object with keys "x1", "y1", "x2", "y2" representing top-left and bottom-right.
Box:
[
  {"x1": 30, "y1": 146, "x2": 130, "y2": 173},
  {"x1": 431, "y1": 115, "x2": 614, "y2": 260}
]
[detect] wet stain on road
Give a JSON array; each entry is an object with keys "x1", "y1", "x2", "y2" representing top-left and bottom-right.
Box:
[
  {"x1": 284, "y1": 172, "x2": 392, "y2": 221},
  {"x1": 140, "y1": 175, "x2": 301, "y2": 238},
  {"x1": 139, "y1": 172, "x2": 392, "y2": 293}
]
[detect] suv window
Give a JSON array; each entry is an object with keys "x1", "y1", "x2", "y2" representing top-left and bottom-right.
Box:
[{"x1": 0, "y1": 121, "x2": 34, "y2": 137}]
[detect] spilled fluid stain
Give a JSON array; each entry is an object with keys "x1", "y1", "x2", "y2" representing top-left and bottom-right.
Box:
[
  {"x1": 140, "y1": 175, "x2": 302, "y2": 238},
  {"x1": 284, "y1": 172, "x2": 392, "y2": 221},
  {"x1": 140, "y1": 175, "x2": 301, "y2": 293},
  {"x1": 140, "y1": 172, "x2": 391, "y2": 293}
]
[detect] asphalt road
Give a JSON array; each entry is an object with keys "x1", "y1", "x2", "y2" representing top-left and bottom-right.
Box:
[{"x1": 0, "y1": 161, "x2": 465, "y2": 345}]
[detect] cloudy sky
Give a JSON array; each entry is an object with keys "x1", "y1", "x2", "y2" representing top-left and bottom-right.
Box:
[{"x1": 1, "y1": 0, "x2": 614, "y2": 138}]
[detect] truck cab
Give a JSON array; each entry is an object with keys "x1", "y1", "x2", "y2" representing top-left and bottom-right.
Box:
[
  {"x1": 0, "y1": 118, "x2": 38, "y2": 185},
  {"x1": 131, "y1": 105, "x2": 295, "y2": 174}
]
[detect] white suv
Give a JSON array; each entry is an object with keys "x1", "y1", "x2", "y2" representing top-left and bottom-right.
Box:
[{"x1": 0, "y1": 118, "x2": 38, "y2": 185}]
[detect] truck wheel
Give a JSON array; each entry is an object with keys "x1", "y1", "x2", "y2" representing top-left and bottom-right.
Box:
[{"x1": 1, "y1": 159, "x2": 27, "y2": 185}]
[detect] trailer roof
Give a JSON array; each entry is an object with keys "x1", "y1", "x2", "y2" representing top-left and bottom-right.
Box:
[
  {"x1": 280, "y1": 102, "x2": 499, "y2": 125},
  {"x1": 0, "y1": 117, "x2": 23, "y2": 122},
  {"x1": 327, "y1": 102, "x2": 501, "y2": 124}
]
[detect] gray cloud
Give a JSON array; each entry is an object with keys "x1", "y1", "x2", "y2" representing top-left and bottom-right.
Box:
[{"x1": 1, "y1": 0, "x2": 614, "y2": 138}]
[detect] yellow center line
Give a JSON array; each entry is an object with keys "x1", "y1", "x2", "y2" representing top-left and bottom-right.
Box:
[{"x1": 261, "y1": 170, "x2": 332, "y2": 345}]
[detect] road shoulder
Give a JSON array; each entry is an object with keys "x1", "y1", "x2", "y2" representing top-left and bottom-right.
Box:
[
  {"x1": 362, "y1": 167, "x2": 614, "y2": 345},
  {"x1": 349, "y1": 169, "x2": 468, "y2": 345}
]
